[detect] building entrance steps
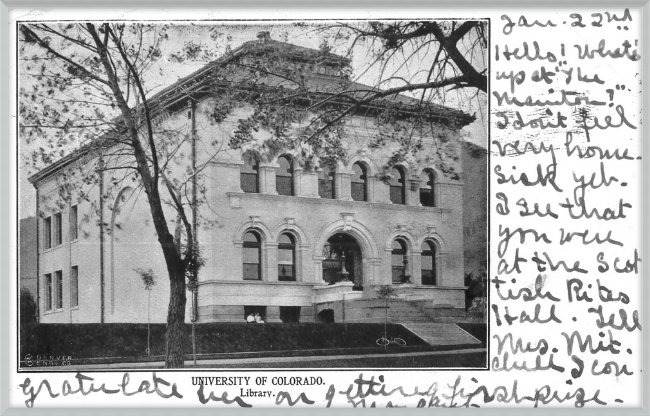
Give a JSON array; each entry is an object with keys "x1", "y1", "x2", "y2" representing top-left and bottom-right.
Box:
[
  {"x1": 331, "y1": 297, "x2": 465, "y2": 323},
  {"x1": 401, "y1": 322, "x2": 482, "y2": 346}
]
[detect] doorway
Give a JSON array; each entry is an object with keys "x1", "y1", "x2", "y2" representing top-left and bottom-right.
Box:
[{"x1": 322, "y1": 233, "x2": 364, "y2": 290}]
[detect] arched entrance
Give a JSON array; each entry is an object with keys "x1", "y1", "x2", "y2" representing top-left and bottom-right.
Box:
[{"x1": 322, "y1": 233, "x2": 364, "y2": 290}]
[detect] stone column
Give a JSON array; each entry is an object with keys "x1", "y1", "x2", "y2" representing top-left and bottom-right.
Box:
[
  {"x1": 299, "y1": 169, "x2": 320, "y2": 198},
  {"x1": 297, "y1": 245, "x2": 309, "y2": 282},
  {"x1": 313, "y1": 256, "x2": 325, "y2": 285},
  {"x1": 372, "y1": 178, "x2": 392, "y2": 204},
  {"x1": 266, "y1": 306, "x2": 282, "y2": 323},
  {"x1": 438, "y1": 252, "x2": 449, "y2": 286},
  {"x1": 408, "y1": 179, "x2": 421, "y2": 206},
  {"x1": 265, "y1": 242, "x2": 278, "y2": 281},
  {"x1": 434, "y1": 182, "x2": 443, "y2": 208},
  {"x1": 293, "y1": 167, "x2": 303, "y2": 196},
  {"x1": 410, "y1": 249, "x2": 422, "y2": 285},
  {"x1": 232, "y1": 241, "x2": 244, "y2": 280},
  {"x1": 336, "y1": 172, "x2": 353, "y2": 201},
  {"x1": 383, "y1": 248, "x2": 393, "y2": 285},
  {"x1": 362, "y1": 257, "x2": 383, "y2": 298},
  {"x1": 259, "y1": 163, "x2": 278, "y2": 195}
]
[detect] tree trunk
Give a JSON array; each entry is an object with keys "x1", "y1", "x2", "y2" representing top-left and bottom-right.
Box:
[{"x1": 165, "y1": 264, "x2": 187, "y2": 368}]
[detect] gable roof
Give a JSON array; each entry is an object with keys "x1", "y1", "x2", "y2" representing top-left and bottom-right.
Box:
[{"x1": 29, "y1": 36, "x2": 474, "y2": 185}]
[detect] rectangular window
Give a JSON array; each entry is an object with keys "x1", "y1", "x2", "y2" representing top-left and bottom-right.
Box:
[
  {"x1": 318, "y1": 172, "x2": 335, "y2": 199},
  {"x1": 391, "y1": 266, "x2": 404, "y2": 284},
  {"x1": 243, "y1": 246, "x2": 260, "y2": 280},
  {"x1": 318, "y1": 178, "x2": 334, "y2": 199},
  {"x1": 55, "y1": 270, "x2": 63, "y2": 309},
  {"x1": 422, "y1": 270, "x2": 435, "y2": 286},
  {"x1": 70, "y1": 266, "x2": 79, "y2": 307},
  {"x1": 43, "y1": 217, "x2": 52, "y2": 250},
  {"x1": 243, "y1": 264, "x2": 260, "y2": 280},
  {"x1": 244, "y1": 306, "x2": 267, "y2": 321},
  {"x1": 44, "y1": 273, "x2": 52, "y2": 311},
  {"x1": 276, "y1": 176, "x2": 292, "y2": 196},
  {"x1": 277, "y1": 264, "x2": 295, "y2": 281},
  {"x1": 277, "y1": 248, "x2": 295, "y2": 281},
  {"x1": 53, "y1": 213, "x2": 63, "y2": 246},
  {"x1": 240, "y1": 172, "x2": 258, "y2": 193},
  {"x1": 70, "y1": 205, "x2": 78, "y2": 241},
  {"x1": 280, "y1": 306, "x2": 301, "y2": 323},
  {"x1": 420, "y1": 189, "x2": 434, "y2": 207},
  {"x1": 390, "y1": 186, "x2": 405, "y2": 205},
  {"x1": 351, "y1": 183, "x2": 365, "y2": 202},
  {"x1": 243, "y1": 246, "x2": 259, "y2": 263}
]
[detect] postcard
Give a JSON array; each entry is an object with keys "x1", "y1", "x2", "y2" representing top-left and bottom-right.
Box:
[{"x1": 7, "y1": 4, "x2": 644, "y2": 410}]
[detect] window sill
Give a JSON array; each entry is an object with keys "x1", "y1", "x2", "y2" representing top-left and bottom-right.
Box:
[
  {"x1": 227, "y1": 192, "x2": 451, "y2": 213},
  {"x1": 42, "y1": 308, "x2": 64, "y2": 315},
  {"x1": 200, "y1": 280, "x2": 318, "y2": 287},
  {"x1": 42, "y1": 244, "x2": 64, "y2": 254}
]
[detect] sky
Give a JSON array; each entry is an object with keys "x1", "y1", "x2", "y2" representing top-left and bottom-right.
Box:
[{"x1": 18, "y1": 21, "x2": 487, "y2": 218}]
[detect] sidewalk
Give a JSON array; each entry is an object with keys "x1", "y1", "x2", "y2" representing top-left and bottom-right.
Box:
[{"x1": 26, "y1": 347, "x2": 486, "y2": 371}]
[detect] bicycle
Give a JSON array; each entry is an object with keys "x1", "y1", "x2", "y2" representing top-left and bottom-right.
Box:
[{"x1": 376, "y1": 337, "x2": 406, "y2": 347}]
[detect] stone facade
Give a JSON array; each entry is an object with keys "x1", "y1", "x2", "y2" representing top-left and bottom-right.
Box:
[{"x1": 29, "y1": 38, "x2": 477, "y2": 325}]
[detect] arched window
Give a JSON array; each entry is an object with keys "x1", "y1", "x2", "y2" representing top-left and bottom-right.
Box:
[
  {"x1": 241, "y1": 159, "x2": 259, "y2": 193},
  {"x1": 420, "y1": 169, "x2": 435, "y2": 207},
  {"x1": 351, "y1": 162, "x2": 367, "y2": 202},
  {"x1": 278, "y1": 233, "x2": 295, "y2": 281},
  {"x1": 391, "y1": 239, "x2": 408, "y2": 284},
  {"x1": 421, "y1": 241, "x2": 437, "y2": 285},
  {"x1": 243, "y1": 231, "x2": 261, "y2": 280},
  {"x1": 389, "y1": 166, "x2": 406, "y2": 205},
  {"x1": 318, "y1": 165, "x2": 336, "y2": 199},
  {"x1": 276, "y1": 155, "x2": 293, "y2": 196}
]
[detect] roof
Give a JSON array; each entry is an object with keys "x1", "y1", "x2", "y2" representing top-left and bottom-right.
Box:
[{"x1": 29, "y1": 36, "x2": 475, "y2": 185}]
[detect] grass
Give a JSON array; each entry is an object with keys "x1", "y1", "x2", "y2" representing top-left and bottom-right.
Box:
[
  {"x1": 20, "y1": 322, "x2": 428, "y2": 360},
  {"x1": 204, "y1": 351, "x2": 487, "y2": 369}
]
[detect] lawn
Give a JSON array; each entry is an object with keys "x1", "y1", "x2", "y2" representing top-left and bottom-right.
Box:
[
  {"x1": 20, "y1": 322, "x2": 428, "y2": 361},
  {"x1": 205, "y1": 351, "x2": 487, "y2": 369}
]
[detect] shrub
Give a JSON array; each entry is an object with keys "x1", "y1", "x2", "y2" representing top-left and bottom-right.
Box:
[
  {"x1": 464, "y1": 269, "x2": 486, "y2": 310},
  {"x1": 20, "y1": 288, "x2": 37, "y2": 325}
]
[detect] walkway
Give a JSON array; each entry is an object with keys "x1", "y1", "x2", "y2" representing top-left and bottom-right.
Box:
[
  {"x1": 26, "y1": 348, "x2": 486, "y2": 371},
  {"x1": 401, "y1": 323, "x2": 481, "y2": 346}
]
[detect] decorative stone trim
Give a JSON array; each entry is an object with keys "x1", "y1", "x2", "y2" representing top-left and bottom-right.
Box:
[
  {"x1": 225, "y1": 192, "x2": 452, "y2": 213},
  {"x1": 209, "y1": 159, "x2": 245, "y2": 167},
  {"x1": 198, "y1": 280, "x2": 319, "y2": 287},
  {"x1": 228, "y1": 194, "x2": 241, "y2": 209}
]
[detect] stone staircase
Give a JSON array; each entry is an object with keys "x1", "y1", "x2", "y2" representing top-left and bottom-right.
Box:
[
  {"x1": 332, "y1": 298, "x2": 481, "y2": 347},
  {"x1": 339, "y1": 298, "x2": 464, "y2": 323},
  {"x1": 402, "y1": 322, "x2": 481, "y2": 346}
]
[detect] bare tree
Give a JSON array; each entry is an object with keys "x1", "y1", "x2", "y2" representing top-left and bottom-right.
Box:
[
  {"x1": 20, "y1": 20, "x2": 486, "y2": 368},
  {"x1": 20, "y1": 22, "x2": 220, "y2": 368},
  {"x1": 227, "y1": 21, "x2": 486, "y2": 177}
]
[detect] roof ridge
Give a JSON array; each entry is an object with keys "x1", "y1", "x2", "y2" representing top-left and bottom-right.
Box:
[{"x1": 28, "y1": 37, "x2": 474, "y2": 184}]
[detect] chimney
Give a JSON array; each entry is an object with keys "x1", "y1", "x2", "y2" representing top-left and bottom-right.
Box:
[{"x1": 256, "y1": 31, "x2": 271, "y2": 42}]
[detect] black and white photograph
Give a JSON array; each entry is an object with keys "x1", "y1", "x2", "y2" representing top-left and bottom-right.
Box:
[
  {"x1": 17, "y1": 19, "x2": 488, "y2": 370},
  {"x1": 5, "y1": 2, "x2": 647, "y2": 411}
]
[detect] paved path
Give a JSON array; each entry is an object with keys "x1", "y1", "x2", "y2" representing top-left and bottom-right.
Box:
[
  {"x1": 401, "y1": 323, "x2": 481, "y2": 346},
  {"x1": 26, "y1": 348, "x2": 486, "y2": 371}
]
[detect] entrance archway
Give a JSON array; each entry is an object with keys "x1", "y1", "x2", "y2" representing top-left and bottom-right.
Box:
[{"x1": 322, "y1": 233, "x2": 364, "y2": 290}]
